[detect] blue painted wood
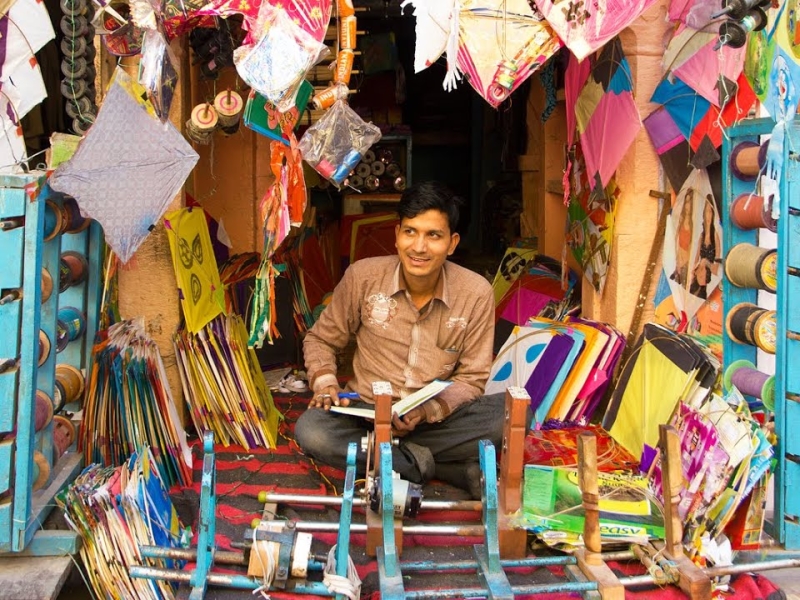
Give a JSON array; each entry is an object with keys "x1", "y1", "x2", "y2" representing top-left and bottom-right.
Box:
[
  {"x1": 0, "y1": 500, "x2": 12, "y2": 552},
  {"x1": 57, "y1": 229, "x2": 88, "y2": 368},
  {"x1": 0, "y1": 441, "x2": 11, "y2": 495},
  {"x1": 11, "y1": 177, "x2": 45, "y2": 553},
  {"x1": 724, "y1": 118, "x2": 800, "y2": 549},
  {"x1": 0, "y1": 228, "x2": 24, "y2": 290},
  {"x1": 0, "y1": 373, "x2": 18, "y2": 433},
  {"x1": 0, "y1": 301, "x2": 21, "y2": 359}
]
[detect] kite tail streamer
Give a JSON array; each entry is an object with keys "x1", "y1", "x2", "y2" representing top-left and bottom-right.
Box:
[{"x1": 442, "y1": 1, "x2": 462, "y2": 91}]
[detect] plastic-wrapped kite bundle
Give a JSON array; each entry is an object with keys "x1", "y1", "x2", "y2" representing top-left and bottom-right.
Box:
[
  {"x1": 298, "y1": 99, "x2": 382, "y2": 187},
  {"x1": 234, "y1": 3, "x2": 328, "y2": 112}
]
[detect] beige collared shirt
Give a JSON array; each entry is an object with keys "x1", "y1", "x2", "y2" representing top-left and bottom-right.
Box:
[{"x1": 304, "y1": 256, "x2": 494, "y2": 420}]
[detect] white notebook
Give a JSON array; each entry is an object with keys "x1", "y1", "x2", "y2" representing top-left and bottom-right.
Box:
[{"x1": 330, "y1": 380, "x2": 452, "y2": 419}]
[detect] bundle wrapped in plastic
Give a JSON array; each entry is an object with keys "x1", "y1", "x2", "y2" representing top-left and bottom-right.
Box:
[
  {"x1": 298, "y1": 100, "x2": 382, "y2": 188},
  {"x1": 234, "y1": 3, "x2": 328, "y2": 112}
]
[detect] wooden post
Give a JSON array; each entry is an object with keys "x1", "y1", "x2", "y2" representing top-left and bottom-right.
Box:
[
  {"x1": 574, "y1": 432, "x2": 624, "y2": 600},
  {"x1": 658, "y1": 425, "x2": 712, "y2": 600},
  {"x1": 366, "y1": 382, "x2": 402, "y2": 557},
  {"x1": 498, "y1": 387, "x2": 529, "y2": 558}
]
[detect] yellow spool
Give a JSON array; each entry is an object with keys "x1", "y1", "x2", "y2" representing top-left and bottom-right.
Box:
[
  {"x1": 41, "y1": 268, "x2": 54, "y2": 303},
  {"x1": 753, "y1": 310, "x2": 777, "y2": 354},
  {"x1": 38, "y1": 330, "x2": 51, "y2": 367},
  {"x1": 55, "y1": 363, "x2": 85, "y2": 404},
  {"x1": 53, "y1": 415, "x2": 76, "y2": 458}
]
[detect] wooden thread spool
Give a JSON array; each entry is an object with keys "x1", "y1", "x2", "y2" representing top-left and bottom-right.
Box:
[
  {"x1": 56, "y1": 364, "x2": 85, "y2": 405},
  {"x1": 38, "y1": 330, "x2": 51, "y2": 367},
  {"x1": 724, "y1": 359, "x2": 775, "y2": 410},
  {"x1": 59, "y1": 196, "x2": 91, "y2": 234},
  {"x1": 753, "y1": 310, "x2": 777, "y2": 354},
  {"x1": 725, "y1": 243, "x2": 777, "y2": 292},
  {"x1": 213, "y1": 90, "x2": 243, "y2": 135},
  {"x1": 32, "y1": 451, "x2": 51, "y2": 490},
  {"x1": 43, "y1": 200, "x2": 63, "y2": 242},
  {"x1": 53, "y1": 415, "x2": 76, "y2": 459},
  {"x1": 725, "y1": 302, "x2": 776, "y2": 353},
  {"x1": 41, "y1": 268, "x2": 54, "y2": 303},
  {"x1": 34, "y1": 390, "x2": 55, "y2": 432},
  {"x1": 53, "y1": 380, "x2": 66, "y2": 413},
  {"x1": 59, "y1": 251, "x2": 89, "y2": 293},
  {"x1": 185, "y1": 103, "x2": 218, "y2": 145},
  {"x1": 730, "y1": 140, "x2": 767, "y2": 180},
  {"x1": 730, "y1": 193, "x2": 777, "y2": 232}
]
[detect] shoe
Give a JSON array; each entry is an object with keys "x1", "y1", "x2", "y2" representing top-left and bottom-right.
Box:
[
  {"x1": 277, "y1": 371, "x2": 308, "y2": 394},
  {"x1": 434, "y1": 461, "x2": 484, "y2": 500}
]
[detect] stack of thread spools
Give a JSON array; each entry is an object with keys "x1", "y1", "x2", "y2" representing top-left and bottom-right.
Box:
[
  {"x1": 346, "y1": 147, "x2": 407, "y2": 193},
  {"x1": 723, "y1": 136, "x2": 778, "y2": 411},
  {"x1": 185, "y1": 89, "x2": 244, "y2": 145}
]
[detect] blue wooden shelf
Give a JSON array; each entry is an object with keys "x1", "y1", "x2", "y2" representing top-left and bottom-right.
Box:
[
  {"x1": 0, "y1": 174, "x2": 103, "y2": 555},
  {"x1": 722, "y1": 118, "x2": 800, "y2": 548}
]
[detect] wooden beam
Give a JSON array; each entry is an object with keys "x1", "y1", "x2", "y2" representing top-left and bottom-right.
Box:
[{"x1": 498, "y1": 387, "x2": 529, "y2": 558}]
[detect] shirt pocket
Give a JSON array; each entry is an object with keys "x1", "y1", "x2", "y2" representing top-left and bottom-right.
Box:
[{"x1": 430, "y1": 346, "x2": 461, "y2": 379}]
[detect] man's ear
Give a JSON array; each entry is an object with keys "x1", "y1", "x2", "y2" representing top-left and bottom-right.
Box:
[{"x1": 448, "y1": 232, "x2": 460, "y2": 255}]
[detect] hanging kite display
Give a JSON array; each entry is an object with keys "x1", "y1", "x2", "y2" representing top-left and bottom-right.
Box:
[{"x1": 50, "y1": 68, "x2": 198, "y2": 263}]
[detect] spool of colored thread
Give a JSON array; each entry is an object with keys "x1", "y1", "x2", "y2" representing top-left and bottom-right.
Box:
[
  {"x1": 55, "y1": 320, "x2": 70, "y2": 352},
  {"x1": 753, "y1": 310, "x2": 777, "y2": 354},
  {"x1": 59, "y1": 196, "x2": 90, "y2": 234},
  {"x1": 724, "y1": 359, "x2": 775, "y2": 410},
  {"x1": 56, "y1": 363, "x2": 85, "y2": 405},
  {"x1": 59, "y1": 251, "x2": 89, "y2": 292},
  {"x1": 725, "y1": 243, "x2": 777, "y2": 292},
  {"x1": 214, "y1": 90, "x2": 243, "y2": 135},
  {"x1": 34, "y1": 390, "x2": 55, "y2": 432},
  {"x1": 316, "y1": 159, "x2": 335, "y2": 179},
  {"x1": 725, "y1": 302, "x2": 766, "y2": 346},
  {"x1": 57, "y1": 306, "x2": 86, "y2": 342},
  {"x1": 363, "y1": 150, "x2": 376, "y2": 164},
  {"x1": 730, "y1": 193, "x2": 777, "y2": 232},
  {"x1": 393, "y1": 175, "x2": 407, "y2": 192},
  {"x1": 337, "y1": 0, "x2": 355, "y2": 18},
  {"x1": 38, "y1": 330, "x2": 51, "y2": 367},
  {"x1": 334, "y1": 49, "x2": 354, "y2": 85},
  {"x1": 41, "y1": 268, "x2": 54, "y2": 303},
  {"x1": 53, "y1": 415, "x2": 76, "y2": 458},
  {"x1": 43, "y1": 200, "x2": 63, "y2": 241},
  {"x1": 32, "y1": 450, "x2": 51, "y2": 491},
  {"x1": 186, "y1": 103, "x2": 218, "y2": 145},
  {"x1": 340, "y1": 15, "x2": 357, "y2": 49},
  {"x1": 729, "y1": 140, "x2": 768, "y2": 180},
  {"x1": 52, "y1": 380, "x2": 66, "y2": 413}
]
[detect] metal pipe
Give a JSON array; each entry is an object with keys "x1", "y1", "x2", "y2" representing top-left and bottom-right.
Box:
[
  {"x1": 129, "y1": 565, "x2": 335, "y2": 596},
  {"x1": 262, "y1": 492, "x2": 482, "y2": 512},
  {"x1": 602, "y1": 550, "x2": 636, "y2": 561},
  {"x1": 705, "y1": 558, "x2": 800, "y2": 577},
  {"x1": 403, "y1": 580, "x2": 598, "y2": 598},
  {"x1": 291, "y1": 521, "x2": 485, "y2": 536},
  {"x1": 139, "y1": 545, "x2": 247, "y2": 565},
  {"x1": 399, "y1": 556, "x2": 576, "y2": 572}
]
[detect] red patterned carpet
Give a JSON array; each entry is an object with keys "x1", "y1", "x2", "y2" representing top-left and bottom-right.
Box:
[{"x1": 168, "y1": 392, "x2": 786, "y2": 600}]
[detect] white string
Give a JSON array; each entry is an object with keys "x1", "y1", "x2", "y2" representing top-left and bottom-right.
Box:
[
  {"x1": 323, "y1": 545, "x2": 362, "y2": 600},
  {"x1": 442, "y1": 1, "x2": 462, "y2": 91},
  {"x1": 251, "y1": 527, "x2": 276, "y2": 599}
]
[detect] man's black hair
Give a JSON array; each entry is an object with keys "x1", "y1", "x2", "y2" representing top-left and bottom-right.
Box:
[{"x1": 397, "y1": 181, "x2": 463, "y2": 233}]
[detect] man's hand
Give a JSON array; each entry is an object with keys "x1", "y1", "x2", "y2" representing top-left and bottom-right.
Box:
[
  {"x1": 308, "y1": 385, "x2": 352, "y2": 410},
  {"x1": 391, "y1": 406, "x2": 426, "y2": 437}
]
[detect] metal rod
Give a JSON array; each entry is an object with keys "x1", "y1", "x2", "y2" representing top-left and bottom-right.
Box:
[
  {"x1": 602, "y1": 550, "x2": 636, "y2": 561},
  {"x1": 705, "y1": 558, "x2": 800, "y2": 577},
  {"x1": 399, "y1": 555, "x2": 576, "y2": 572},
  {"x1": 291, "y1": 521, "x2": 485, "y2": 536},
  {"x1": 403, "y1": 580, "x2": 598, "y2": 598},
  {"x1": 139, "y1": 545, "x2": 247, "y2": 565},
  {"x1": 262, "y1": 492, "x2": 482, "y2": 512},
  {"x1": 129, "y1": 565, "x2": 335, "y2": 596}
]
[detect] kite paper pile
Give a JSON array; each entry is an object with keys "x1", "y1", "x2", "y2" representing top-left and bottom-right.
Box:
[
  {"x1": 57, "y1": 448, "x2": 187, "y2": 600},
  {"x1": 174, "y1": 314, "x2": 281, "y2": 450},
  {"x1": 488, "y1": 316, "x2": 624, "y2": 426},
  {"x1": 81, "y1": 318, "x2": 193, "y2": 488}
]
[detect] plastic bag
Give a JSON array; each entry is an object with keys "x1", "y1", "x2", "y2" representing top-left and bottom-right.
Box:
[
  {"x1": 234, "y1": 4, "x2": 328, "y2": 112},
  {"x1": 297, "y1": 100, "x2": 382, "y2": 188},
  {"x1": 139, "y1": 29, "x2": 178, "y2": 122}
]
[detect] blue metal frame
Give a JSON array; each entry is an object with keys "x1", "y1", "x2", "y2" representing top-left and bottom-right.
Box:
[{"x1": 722, "y1": 118, "x2": 800, "y2": 548}]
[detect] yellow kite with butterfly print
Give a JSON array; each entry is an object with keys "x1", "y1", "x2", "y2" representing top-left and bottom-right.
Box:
[{"x1": 164, "y1": 207, "x2": 226, "y2": 334}]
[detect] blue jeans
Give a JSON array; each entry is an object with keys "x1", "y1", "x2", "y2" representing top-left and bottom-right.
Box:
[{"x1": 293, "y1": 393, "x2": 513, "y2": 483}]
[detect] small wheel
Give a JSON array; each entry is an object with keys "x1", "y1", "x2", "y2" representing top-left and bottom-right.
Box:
[
  {"x1": 72, "y1": 113, "x2": 95, "y2": 135},
  {"x1": 65, "y1": 96, "x2": 94, "y2": 119},
  {"x1": 61, "y1": 56, "x2": 87, "y2": 79},
  {"x1": 60, "y1": 35, "x2": 87, "y2": 58},
  {"x1": 60, "y1": 15, "x2": 88, "y2": 37},
  {"x1": 59, "y1": 0, "x2": 87, "y2": 16},
  {"x1": 60, "y1": 77, "x2": 87, "y2": 100}
]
